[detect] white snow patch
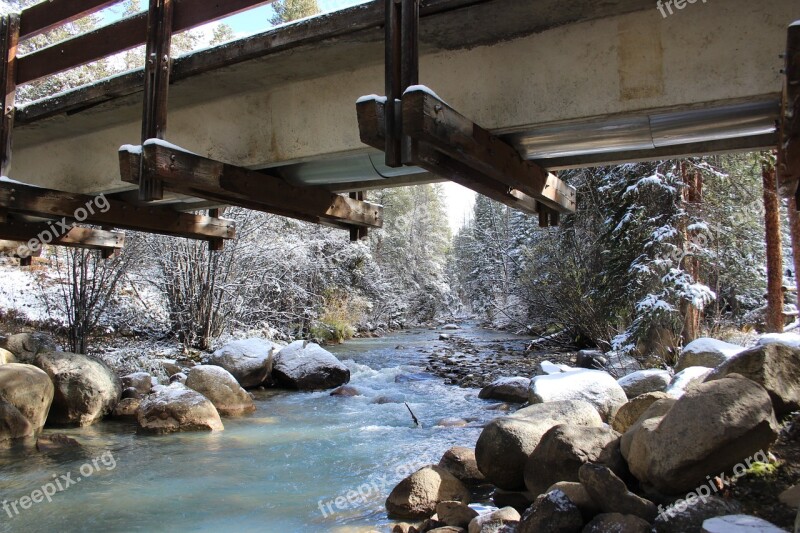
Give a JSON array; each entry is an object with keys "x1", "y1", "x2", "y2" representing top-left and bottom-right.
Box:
[
  {"x1": 757, "y1": 332, "x2": 800, "y2": 349},
  {"x1": 666, "y1": 366, "x2": 713, "y2": 398},
  {"x1": 142, "y1": 138, "x2": 198, "y2": 155},
  {"x1": 356, "y1": 94, "x2": 388, "y2": 104},
  {"x1": 539, "y1": 360, "x2": 577, "y2": 375},
  {"x1": 119, "y1": 144, "x2": 143, "y2": 155},
  {"x1": 683, "y1": 337, "x2": 746, "y2": 358},
  {"x1": 403, "y1": 85, "x2": 443, "y2": 101}
]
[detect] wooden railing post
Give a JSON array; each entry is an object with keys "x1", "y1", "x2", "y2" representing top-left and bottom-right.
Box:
[{"x1": 0, "y1": 14, "x2": 19, "y2": 176}]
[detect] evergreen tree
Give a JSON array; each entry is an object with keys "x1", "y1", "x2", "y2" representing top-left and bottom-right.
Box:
[{"x1": 270, "y1": 0, "x2": 320, "y2": 25}]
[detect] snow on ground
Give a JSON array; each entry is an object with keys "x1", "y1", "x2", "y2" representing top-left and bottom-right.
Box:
[{"x1": 0, "y1": 265, "x2": 64, "y2": 324}]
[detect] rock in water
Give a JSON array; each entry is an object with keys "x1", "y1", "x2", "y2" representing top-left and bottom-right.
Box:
[
  {"x1": 208, "y1": 338, "x2": 278, "y2": 388},
  {"x1": 185, "y1": 365, "x2": 255, "y2": 416},
  {"x1": 385, "y1": 465, "x2": 470, "y2": 519},
  {"x1": 436, "y1": 501, "x2": 478, "y2": 528},
  {"x1": 479, "y1": 377, "x2": 531, "y2": 403},
  {"x1": 517, "y1": 490, "x2": 584, "y2": 533},
  {"x1": 272, "y1": 341, "x2": 350, "y2": 391},
  {"x1": 112, "y1": 397, "x2": 141, "y2": 419},
  {"x1": 528, "y1": 369, "x2": 628, "y2": 421},
  {"x1": 524, "y1": 424, "x2": 624, "y2": 497},
  {"x1": 36, "y1": 433, "x2": 80, "y2": 452},
  {"x1": 438, "y1": 446, "x2": 485, "y2": 486},
  {"x1": 120, "y1": 372, "x2": 153, "y2": 396},
  {"x1": 467, "y1": 507, "x2": 521, "y2": 533},
  {"x1": 675, "y1": 338, "x2": 745, "y2": 372},
  {"x1": 701, "y1": 515, "x2": 786, "y2": 533},
  {"x1": 617, "y1": 369, "x2": 671, "y2": 399},
  {"x1": 5, "y1": 332, "x2": 58, "y2": 363},
  {"x1": 624, "y1": 375, "x2": 778, "y2": 494},
  {"x1": 475, "y1": 400, "x2": 603, "y2": 490},
  {"x1": 705, "y1": 343, "x2": 800, "y2": 418},
  {"x1": 137, "y1": 384, "x2": 224, "y2": 434},
  {"x1": 34, "y1": 352, "x2": 121, "y2": 427},
  {"x1": 0, "y1": 363, "x2": 53, "y2": 441}
]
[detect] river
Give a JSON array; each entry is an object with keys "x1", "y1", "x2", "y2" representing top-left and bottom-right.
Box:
[{"x1": 0, "y1": 324, "x2": 533, "y2": 532}]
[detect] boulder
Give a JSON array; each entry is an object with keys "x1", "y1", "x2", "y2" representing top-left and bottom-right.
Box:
[
  {"x1": 169, "y1": 372, "x2": 187, "y2": 384},
  {"x1": 112, "y1": 397, "x2": 141, "y2": 418},
  {"x1": 0, "y1": 398, "x2": 33, "y2": 443},
  {"x1": 185, "y1": 365, "x2": 255, "y2": 416},
  {"x1": 467, "y1": 507, "x2": 520, "y2": 533},
  {"x1": 528, "y1": 369, "x2": 627, "y2": 421},
  {"x1": 137, "y1": 383, "x2": 224, "y2": 434},
  {"x1": 546, "y1": 482, "x2": 601, "y2": 521},
  {"x1": 0, "y1": 363, "x2": 53, "y2": 438},
  {"x1": 705, "y1": 343, "x2": 800, "y2": 417},
  {"x1": 121, "y1": 387, "x2": 141, "y2": 400},
  {"x1": 611, "y1": 392, "x2": 670, "y2": 433},
  {"x1": 517, "y1": 490, "x2": 584, "y2": 533},
  {"x1": 120, "y1": 372, "x2": 153, "y2": 396},
  {"x1": 524, "y1": 424, "x2": 624, "y2": 496},
  {"x1": 475, "y1": 400, "x2": 603, "y2": 490},
  {"x1": 330, "y1": 385, "x2": 362, "y2": 397},
  {"x1": 5, "y1": 332, "x2": 58, "y2": 363},
  {"x1": 675, "y1": 338, "x2": 745, "y2": 372},
  {"x1": 582, "y1": 513, "x2": 651, "y2": 533},
  {"x1": 666, "y1": 367, "x2": 713, "y2": 398},
  {"x1": 578, "y1": 463, "x2": 657, "y2": 522},
  {"x1": 603, "y1": 352, "x2": 641, "y2": 378},
  {"x1": 442, "y1": 324, "x2": 461, "y2": 330},
  {"x1": 653, "y1": 495, "x2": 742, "y2": 533},
  {"x1": 34, "y1": 352, "x2": 121, "y2": 427},
  {"x1": 479, "y1": 377, "x2": 531, "y2": 403},
  {"x1": 576, "y1": 350, "x2": 607, "y2": 370},
  {"x1": 208, "y1": 338, "x2": 277, "y2": 388},
  {"x1": 0, "y1": 347, "x2": 16, "y2": 364},
  {"x1": 624, "y1": 375, "x2": 779, "y2": 494},
  {"x1": 385, "y1": 465, "x2": 470, "y2": 519},
  {"x1": 779, "y1": 484, "x2": 800, "y2": 508},
  {"x1": 538, "y1": 361, "x2": 577, "y2": 375},
  {"x1": 617, "y1": 369, "x2": 671, "y2": 399},
  {"x1": 701, "y1": 515, "x2": 786, "y2": 533},
  {"x1": 439, "y1": 446, "x2": 486, "y2": 487},
  {"x1": 492, "y1": 489, "x2": 535, "y2": 514},
  {"x1": 619, "y1": 398, "x2": 676, "y2": 460},
  {"x1": 436, "y1": 501, "x2": 478, "y2": 528},
  {"x1": 272, "y1": 341, "x2": 350, "y2": 391}
]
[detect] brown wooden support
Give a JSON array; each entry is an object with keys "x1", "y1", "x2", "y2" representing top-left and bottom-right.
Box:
[
  {"x1": 0, "y1": 180, "x2": 235, "y2": 242},
  {"x1": 18, "y1": 255, "x2": 30, "y2": 266},
  {"x1": 139, "y1": 0, "x2": 174, "y2": 202},
  {"x1": 349, "y1": 192, "x2": 369, "y2": 241},
  {"x1": 384, "y1": 0, "x2": 402, "y2": 168},
  {"x1": 779, "y1": 21, "x2": 800, "y2": 207},
  {"x1": 0, "y1": 14, "x2": 19, "y2": 176},
  {"x1": 19, "y1": 0, "x2": 119, "y2": 40},
  {"x1": 208, "y1": 208, "x2": 225, "y2": 251},
  {"x1": 0, "y1": 220, "x2": 124, "y2": 251}
]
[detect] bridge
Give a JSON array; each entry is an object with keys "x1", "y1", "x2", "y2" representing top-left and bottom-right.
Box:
[{"x1": 0, "y1": 0, "x2": 798, "y2": 250}]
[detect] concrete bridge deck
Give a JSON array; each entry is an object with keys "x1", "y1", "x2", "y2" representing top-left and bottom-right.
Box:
[{"x1": 9, "y1": 0, "x2": 799, "y2": 202}]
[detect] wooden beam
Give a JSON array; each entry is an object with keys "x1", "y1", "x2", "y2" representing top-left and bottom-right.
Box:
[
  {"x1": 207, "y1": 208, "x2": 224, "y2": 252},
  {"x1": 0, "y1": 180, "x2": 235, "y2": 241},
  {"x1": 0, "y1": 14, "x2": 19, "y2": 176},
  {"x1": 19, "y1": 0, "x2": 119, "y2": 40},
  {"x1": 401, "y1": 88, "x2": 577, "y2": 214},
  {"x1": 16, "y1": 0, "x2": 277, "y2": 85},
  {"x1": 779, "y1": 21, "x2": 800, "y2": 201},
  {"x1": 125, "y1": 143, "x2": 384, "y2": 229},
  {"x1": 0, "y1": 220, "x2": 124, "y2": 250}
]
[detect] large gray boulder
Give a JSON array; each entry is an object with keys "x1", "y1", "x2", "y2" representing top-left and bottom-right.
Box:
[
  {"x1": 578, "y1": 463, "x2": 657, "y2": 522},
  {"x1": 623, "y1": 375, "x2": 778, "y2": 494},
  {"x1": 517, "y1": 490, "x2": 584, "y2": 533},
  {"x1": 524, "y1": 424, "x2": 624, "y2": 497},
  {"x1": 34, "y1": 352, "x2": 121, "y2": 427},
  {"x1": 475, "y1": 400, "x2": 603, "y2": 490},
  {"x1": 619, "y1": 397, "x2": 676, "y2": 460},
  {"x1": 185, "y1": 365, "x2": 255, "y2": 416},
  {"x1": 208, "y1": 338, "x2": 277, "y2": 388},
  {"x1": 611, "y1": 392, "x2": 670, "y2": 433},
  {"x1": 273, "y1": 341, "x2": 349, "y2": 390},
  {"x1": 468, "y1": 507, "x2": 520, "y2": 533},
  {"x1": 385, "y1": 465, "x2": 470, "y2": 519},
  {"x1": 675, "y1": 338, "x2": 745, "y2": 372},
  {"x1": 617, "y1": 369, "x2": 671, "y2": 399},
  {"x1": 0, "y1": 363, "x2": 53, "y2": 439},
  {"x1": 5, "y1": 332, "x2": 58, "y2": 363},
  {"x1": 529, "y1": 369, "x2": 627, "y2": 421},
  {"x1": 137, "y1": 383, "x2": 224, "y2": 434},
  {"x1": 439, "y1": 446, "x2": 486, "y2": 486},
  {"x1": 479, "y1": 377, "x2": 530, "y2": 403},
  {"x1": 705, "y1": 343, "x2": 800, "y2": 418}
]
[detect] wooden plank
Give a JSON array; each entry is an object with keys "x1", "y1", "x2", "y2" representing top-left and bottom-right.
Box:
[
  {"x1": 19, "y1": 0, "x2": 120, "y2": 40},
  {"x1": 208, "y1": 208, "x2": 224, "y2": 251},
  {"x1": 131, "y1": 143, "x2": 383, "y2": 228},
  {"x1": 0, "y1": 220, "x2": 125, "y2": 250},
  {"x1": 0, "y1": 180, "x2": 235, "y2": 241},
  {"x1": 16, "y1": 0, "x2": 277, "y2": 85},
  {"x1": 0, "y1": 14, "x2": 19, "y2": 175},
  {"x1": 779, "y1": 21, "x2": 800, "y2": 200},
  {"x1": 401, "y1": 89, "x2": 577, "y2": 213}
]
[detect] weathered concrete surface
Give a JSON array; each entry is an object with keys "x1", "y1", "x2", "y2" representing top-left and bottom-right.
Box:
[{"x1": 9, "y1": 0, "x2": 798, "y2": 195}]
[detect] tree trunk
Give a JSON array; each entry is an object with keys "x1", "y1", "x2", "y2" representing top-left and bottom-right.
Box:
[
  {"x1": 680, "y1": 162, "x2": 702, "y2": 344},
  {"x1": 762, "y1": 156, "x2": 785, "y2": 333},
  {"x1": 788, "y1": 195, "x2": 800, "y2": 317}
]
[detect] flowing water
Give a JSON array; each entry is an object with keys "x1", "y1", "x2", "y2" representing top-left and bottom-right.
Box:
[{"x1": 0, "y1": 325, "x2": 531, "y2": 532}]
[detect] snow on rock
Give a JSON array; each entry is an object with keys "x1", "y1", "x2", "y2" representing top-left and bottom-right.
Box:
[
  {"x1": 478, "y1": 377, "x2": 530, "y2": 403},
  {"x1": 701, "y1": 514, "x2": 786, "y2": 533},
  {"x1": 538, "y1": 360, "x2": 577, "y2": 375},
  {"x1": 617, "y1": 369, "x2": 671, "y2": 399},
  {"x1": 208, "y1": 338, "x2": 279, "y2": 389},
  {"x1": 272, "y1": 340, "x2": 350, "y2": 391},
  {"x1": 675, "y1": 338, "x2": 746, "y2": 372},
  {"x1": 757, "y1": 332, "x2": 800, "y2": 349},
  {"x1": 666, "y1": 366, "x2": 713, "y2": 398},
  {"x1": 528, "y1": 369, "x2": 628, "y2": 422},
  {"x1": 137, "y1": 383, "x2": 224, "y2": 434}
]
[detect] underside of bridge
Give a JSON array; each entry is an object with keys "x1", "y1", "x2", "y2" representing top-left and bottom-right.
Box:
[{"x1": 0, "y1": 0, "x2": 797, "y2": 255}]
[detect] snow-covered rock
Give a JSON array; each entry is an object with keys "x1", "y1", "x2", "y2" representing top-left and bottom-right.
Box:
[
  {"x1": 675, "y1": 338, "x2": 746, "y2": 372},
  {"x1": 185, "y1": 365, "x2": 255, "y2": 416},
  {"x1": 538, "y1": 360, "x2": 576, "y2": 375},
  {"x1": 208, "y1": 338, "x2": 277, "y2": 388},
  {"x1": 617, "y1": 369, "x2": 671, "y2": 399},
  {"x1": 603, "y1": 351, "x2": 641, "y2": 378},
  {"x1": 137, "y1": 383, "x2": 223, "y2": 434},
  {"x1": 518, "y1": 490, "x2": 583, "y2": 533},
  {"x1": 757, "y1": 332, "x2": 800, "y2": 349},
  {"x1": 478, "y1": 377, "x2": 530, "y2": 403},
  {"x1": 120, "y1": 372, "x2": 153, "y2": 396},
  {"x1": 528, "y1": 369, "x2": 628, "y2": 421},
  {"x1": 666, "y1": 366, "x2": 713, "y2": 398},
  {"x1": 702, "y1": 515, "x2": 786, "y2": 533},
  {"x1": 272, "y1": 341, "x2": 350, "y2": 391},
  {"x1": 5, "y1": 332, "x2": 58, "y2": 363}
]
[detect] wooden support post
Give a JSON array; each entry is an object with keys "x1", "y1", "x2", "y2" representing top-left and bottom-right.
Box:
[
  {"x1": 779, "y1": 21, "x2": 800, "y2": 204},
  {"x1": 0, "y1": 14, "x2": 19, "y2": 176},
  {"x1": 208, "y1": 208, "x2": 225, "y2": 251},
  {"x1": 349, "y1": 192, "x2": 369, "y2": 241},
  {"x1": 19, "y1": 255, "x2": 30, "y2": 267},
  {"x1": 384, "y1": 0, "x2": 402, "y2": 168},
  {"x1": 139, "y1": 0, "x2": 174, "y2": 202}
]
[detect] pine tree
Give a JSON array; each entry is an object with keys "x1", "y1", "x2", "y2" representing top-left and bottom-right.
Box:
[{"x1": 270, "y1": 0, "x2": 320, "y2": 25}]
